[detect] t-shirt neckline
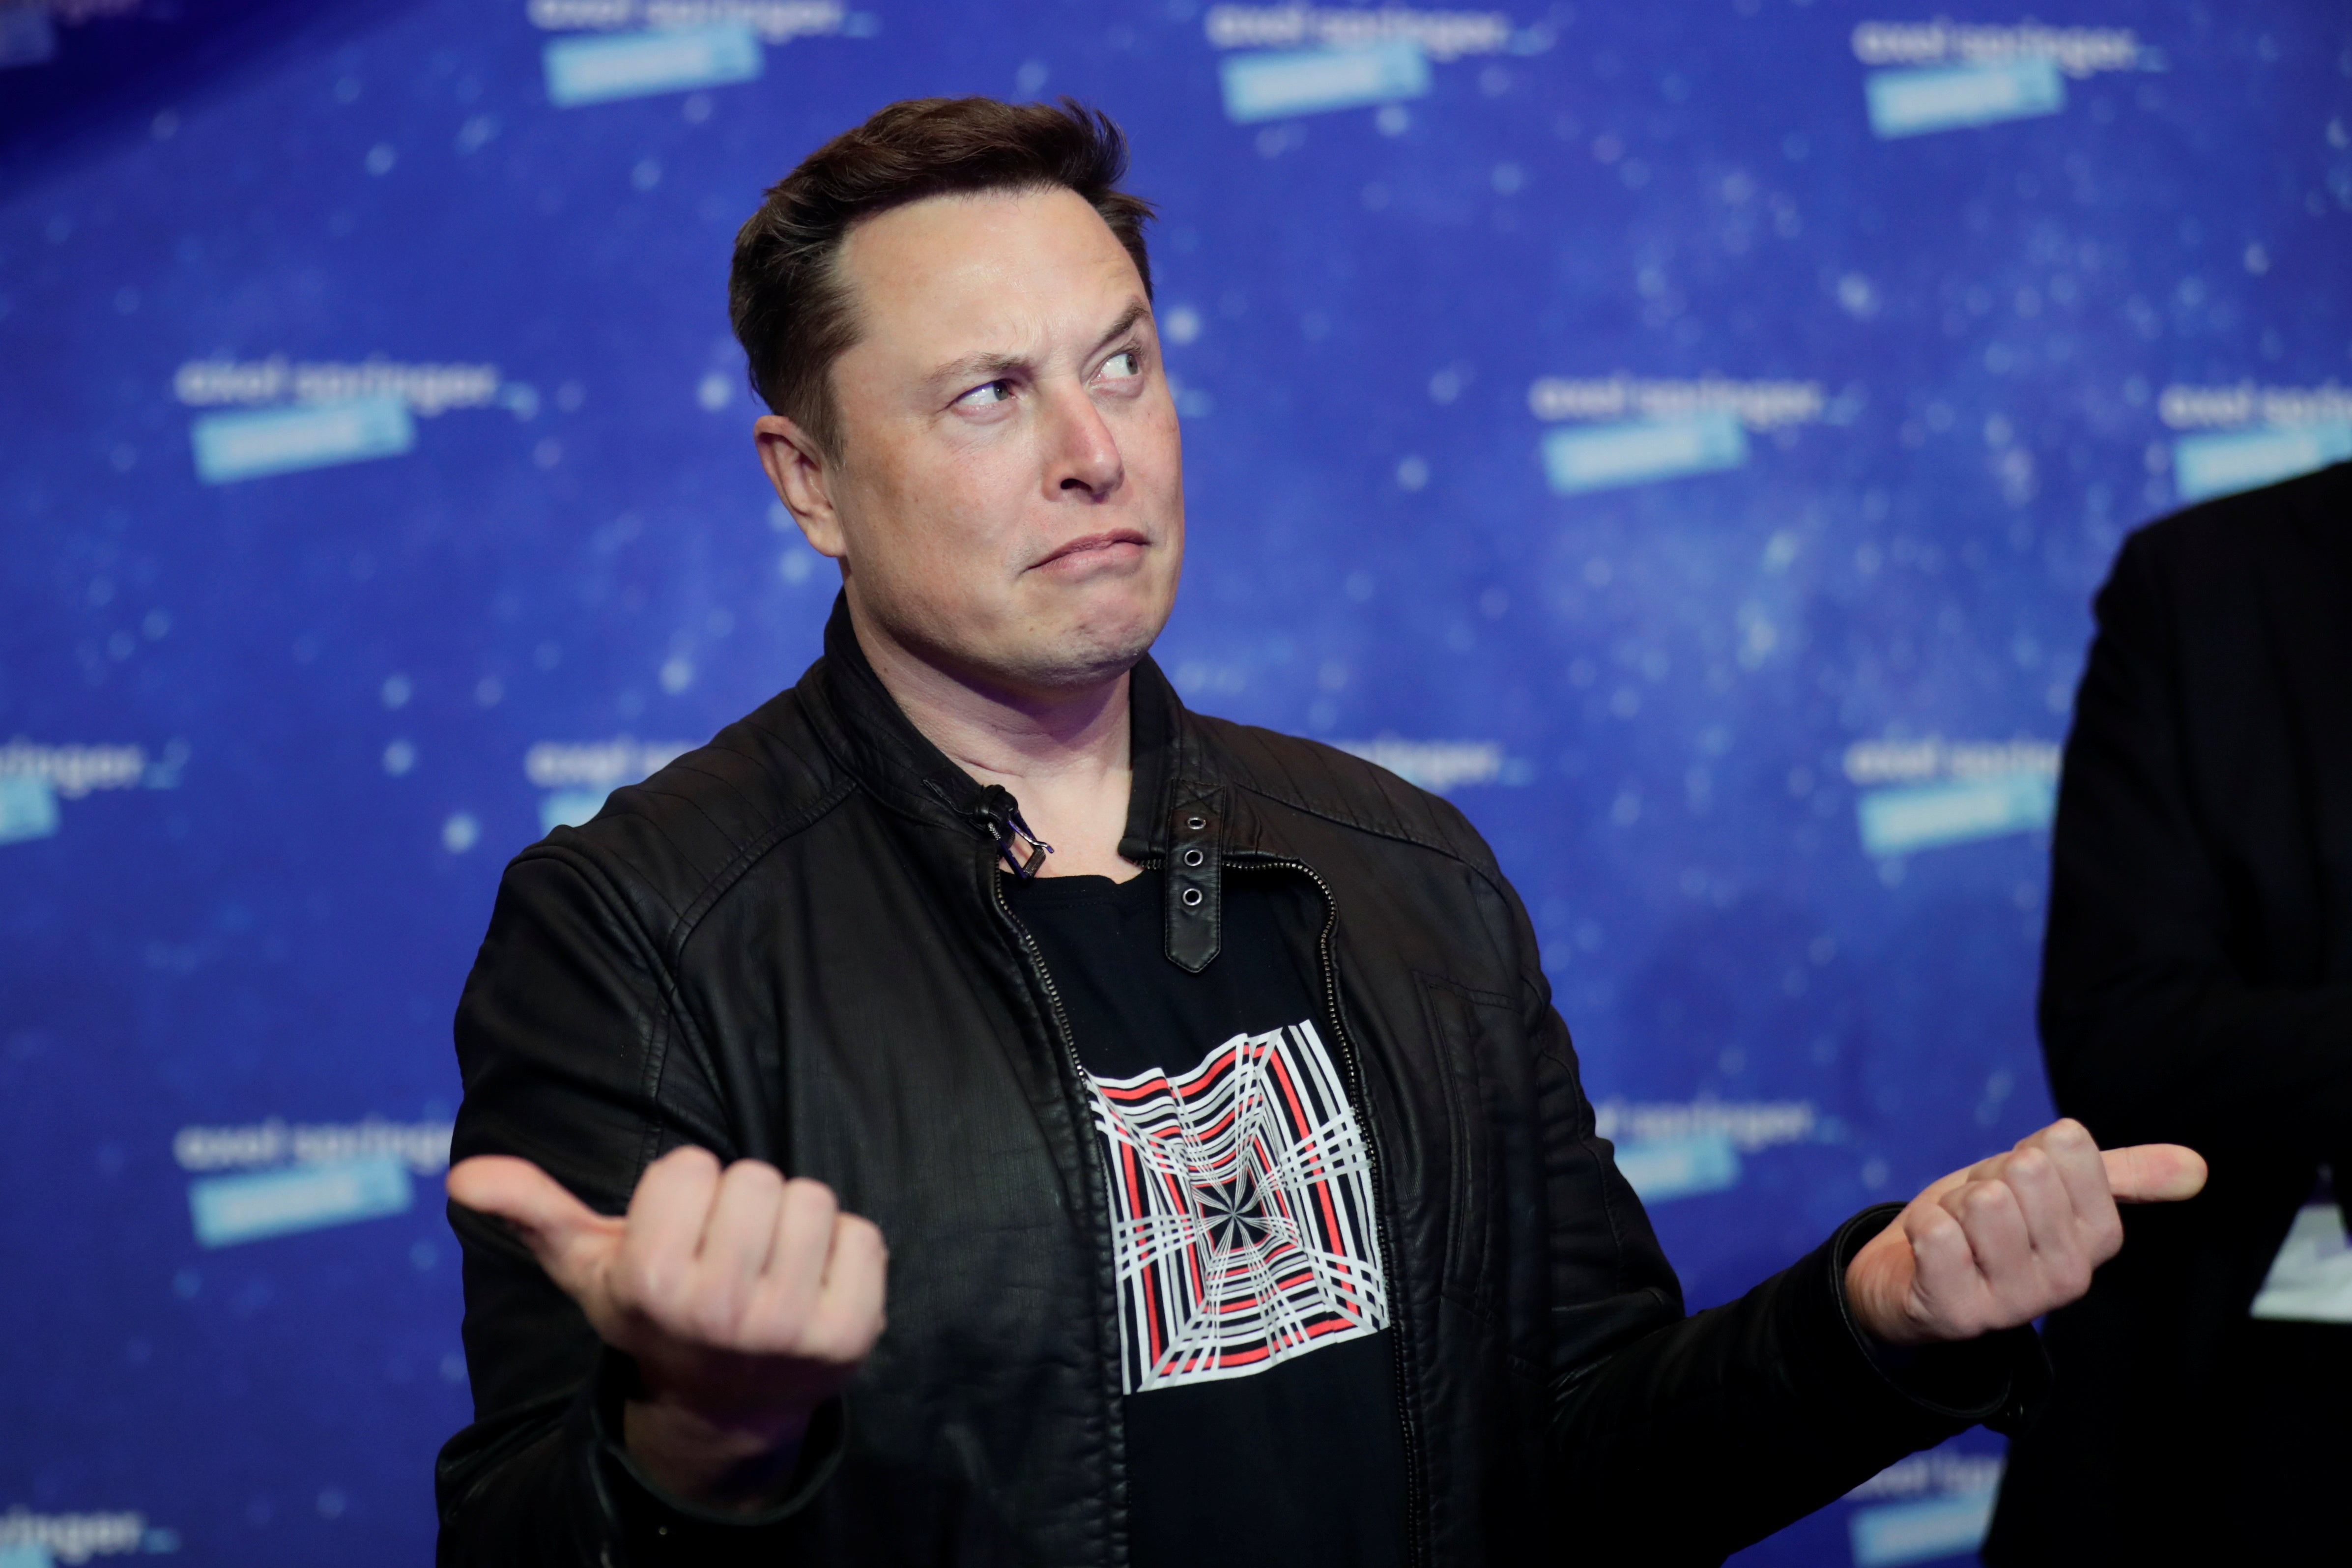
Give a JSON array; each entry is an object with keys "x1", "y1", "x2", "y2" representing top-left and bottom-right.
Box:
[{"x1": 1000, "y1": 867, "x2": 1158, "y2": 907}]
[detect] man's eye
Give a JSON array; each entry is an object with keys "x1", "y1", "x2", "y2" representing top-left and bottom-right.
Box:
[
  {"x1": 1098, "y1": 350, "x2": 1141, "y2": 381},
  {"x1": 957, "y1": 379, "x2": 1014, "y2": 407}
]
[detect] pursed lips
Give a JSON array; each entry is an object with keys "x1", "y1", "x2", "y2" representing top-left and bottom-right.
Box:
[{"x1": 1033, "y1": 529, "x2": 1150, "y2": 572}]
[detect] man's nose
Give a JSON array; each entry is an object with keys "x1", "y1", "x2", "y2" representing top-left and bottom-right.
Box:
[{"x1": 1040, "y1": 380, "x2": 1125, "y2": 500}]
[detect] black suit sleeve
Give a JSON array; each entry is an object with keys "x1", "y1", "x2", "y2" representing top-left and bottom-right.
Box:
[
  {"x1": 435, "y1": 845, "x2": 842, "y2": 1567},
  {"x1": 2038, "y1": 529, "x2": 2352, "y2": 1150}
]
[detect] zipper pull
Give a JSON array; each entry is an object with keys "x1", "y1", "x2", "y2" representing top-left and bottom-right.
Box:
[{"x1": 974, "y1": 785, "x2": 1056, "y2": 879}]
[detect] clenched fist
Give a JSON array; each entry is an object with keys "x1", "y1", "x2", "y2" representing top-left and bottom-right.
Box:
[
  {"x1": 448, "y1": 1146, "x2": 887, "y2": 1510},
  {"x1": 1846, "y1": 1118, "x2": 2205, "y2": 1346}
]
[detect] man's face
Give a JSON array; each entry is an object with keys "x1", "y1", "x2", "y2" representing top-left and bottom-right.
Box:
[{"x1": 762, "y1": 185, "x2": 1185, "y2": 700}]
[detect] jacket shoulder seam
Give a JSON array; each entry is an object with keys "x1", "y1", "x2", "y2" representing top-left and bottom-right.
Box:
[
  {"x1": 1230, "y1": 774, "x2": 1516, "y2": 910},
  {"x1": 520, "y1": 775, "x2": 861, "y2": 965},
  {"x1": 660, "y1": 777, "x2": 861, "y2": 956}
]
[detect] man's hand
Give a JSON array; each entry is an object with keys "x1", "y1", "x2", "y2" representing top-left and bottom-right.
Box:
[
  {"x1": 1845, "y1": 1118, "x2": 2205, "y2": 1346},
  {"x1": 447, "y1": 1146, "x2": 887, "y2": 1509}
]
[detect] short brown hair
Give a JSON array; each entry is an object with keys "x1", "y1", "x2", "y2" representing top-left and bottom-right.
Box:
[{"x1": 729, "y1": 97, "x2": 1156, "y2": 460}]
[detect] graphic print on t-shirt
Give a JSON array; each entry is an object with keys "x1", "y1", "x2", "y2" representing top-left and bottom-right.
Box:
[{"x1": 1087, "y1": 1018, "x2": 1388, "y2": 1395}]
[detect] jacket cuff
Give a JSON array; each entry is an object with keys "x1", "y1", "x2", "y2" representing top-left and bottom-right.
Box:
[
  {"x1": 587, "y1": 1347, "x2": 847, "y2": 1554},
  {"x1": 1824, "y1": 1203, "x2": 2051, "y2": 1435}
]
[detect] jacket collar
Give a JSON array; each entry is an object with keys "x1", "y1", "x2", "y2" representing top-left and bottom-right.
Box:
[
  {"x1": 801, "y1": 592, "x2": 999, "y2": 842},
  {"x1": 801, "y1": 594, "x2": 1233, "y2": 968}
]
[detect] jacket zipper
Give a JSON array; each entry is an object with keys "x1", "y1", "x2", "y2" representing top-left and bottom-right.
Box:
[
  {"x1": 984, "y1": 858, "x2": 1130, "y2": 1568},
  {"x1": 1229, "y1": 853, "x2": 1431, "y2": 1568},
  {"x1": 988, "y1": 863, "x2": 1093, "y2": 1096}
]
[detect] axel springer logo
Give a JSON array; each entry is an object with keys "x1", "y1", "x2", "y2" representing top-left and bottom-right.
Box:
[
  {"x1": 1844, "y1": 1448, "x2": 2005, "y2": 1568},
  {"x1": 1852, "y1": 18, "x2": 2154, "y2": 139},
  {"x1": 0, "y1": 1507, "x2": 177, "y2": 1563},
  {"x1": 173, "y1": 357, "x2": 503, "y2": 416},
  {"x1": 1851, "y1": 19, "x2": 2151, "y2": 78},
  {"x1": 529, "y1": 1, "x2": 872, "y2": 109},
  {"x1": 1527, "y1": 374, "x2": 1832, "y2": 495},
  {"x1": 1843, "y1": 736, "x2": 2061, "y2": 786},
  {"x1": 173, "y1": 1116, "x2": 453, "y2": 1175},
  {"x1": 1593, "y1": 1097, "x2": 1819, "y2": 1151},
  {"x1": 1843, "y1": 736, "x2": 2061, "y2": 861},
  {"x1": 527, "y1": 0, "x2": 853, "y2": 43},
  {"x1": 174, "y1": 356, "x2": 517, "y2": 484},
  {"x1": 1204, "y1": 5, "x2": 1532, "y2": 127},
  {"x1": 2157, "y1": 380, "x2": 2352, "y2": 503},
  {"x1": 1204, "y1": 4, "x2": 1514, "y2": 61},
  {"x1": 1595, "y1": 1098, "x2": 1819, "y2": 1203},
  {"x1": 1529, "y1": 375, "x2": 1827, "y2": 428},
  {"x1": 526, "y1": 736, "x2": 697, "y2": 832},
  {"x1": 0, "y1": 738, "x2": 182, "y2": 847},
  {"x1": 2160, "y1": 381, "x2": 2352, "y2": 430},
  {"x1": 1330, "y1": 737, "x2": 1529, "y2": 794},
  {"x1": 174, "y1": 1116, "x2": 451, "y2": 1248}
]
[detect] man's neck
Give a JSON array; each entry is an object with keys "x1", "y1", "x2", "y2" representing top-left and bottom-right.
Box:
[{"x1": 852, "y1": 606, "x2": 1140, "y2": 882}]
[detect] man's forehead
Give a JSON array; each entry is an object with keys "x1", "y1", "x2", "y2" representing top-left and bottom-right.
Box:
[{"x1": 837, "y1": 187, "x2": 1142, "y2": 351}]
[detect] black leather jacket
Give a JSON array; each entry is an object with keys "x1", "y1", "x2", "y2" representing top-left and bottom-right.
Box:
[{"x1": 438, "y1": 598, "x2": 2041, "y2": 1567}]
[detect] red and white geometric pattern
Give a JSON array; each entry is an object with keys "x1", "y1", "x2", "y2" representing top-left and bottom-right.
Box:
[{"x1": 1085, "y1": 1019, "x2": 1389, "y2": 1395}]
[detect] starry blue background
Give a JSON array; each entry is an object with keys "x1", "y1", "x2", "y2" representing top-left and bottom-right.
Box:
[{"x1": 2, "y1": 0, "x2": 2348, "y2": 1562}]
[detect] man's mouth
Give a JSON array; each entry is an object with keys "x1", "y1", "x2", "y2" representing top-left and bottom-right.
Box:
[{"x1": 1035, "y1": 530, "x2": 1150, "y2": 570}]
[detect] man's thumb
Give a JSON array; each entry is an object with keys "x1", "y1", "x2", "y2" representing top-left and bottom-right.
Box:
[
  {"x1": 2101, "y1": 1142, "x2": 2209, "y2": 1204},
  {"x1": 448, "y1": 1155, "x2": 621, "y2": 1295}
]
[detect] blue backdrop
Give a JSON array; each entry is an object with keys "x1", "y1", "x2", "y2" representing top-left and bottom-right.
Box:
[{"x1": 3, "y1": 1, "x2": 2349, "y2": 1563}]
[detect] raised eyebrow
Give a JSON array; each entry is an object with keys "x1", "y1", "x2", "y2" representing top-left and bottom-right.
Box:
[
  {"x1": 928, "y1": 350, "x2": 1029, "y2": 395},
  {"x1": 928, "y1": 301, "x2": 1153, "y2": 393},
  {"x1": 1089, "y1": 301, "x2": 1152, "y2": 361}
]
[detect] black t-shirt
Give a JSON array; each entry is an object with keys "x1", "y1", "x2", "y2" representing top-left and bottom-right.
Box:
[{"x1": 1004, "y1": 867, "x2": 1408, "y2": 1568}]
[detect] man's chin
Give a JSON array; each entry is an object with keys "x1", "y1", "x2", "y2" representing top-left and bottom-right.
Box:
[
  {"x1": 962, "y1": 591, "x2": 1163, "y2": 695},
  {"x1": 996, "y1": 620, "x2": 1160, "y2": 695}
]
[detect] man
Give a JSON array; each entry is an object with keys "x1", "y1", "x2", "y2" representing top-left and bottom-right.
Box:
[
  {"x1": 1984, "y1": 459, "x2": 2352, "y2": 1560},
  {"x1": 436, "y1": 98, "x2": 2203, "y2": 1566}
]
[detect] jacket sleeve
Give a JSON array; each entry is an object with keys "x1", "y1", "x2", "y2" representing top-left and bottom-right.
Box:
[
  {"x1": 2037, "y1": 530, "x2": 2352, "y2": 1150},
  {"x1": 1543, "y1": 1201, "x2": 2042, "y2": 1563},
  {"x1": 435, "y1": 844, "x2": 841, "y2": 1567},
  {"x1": 1495, "y1": 873, "x2": 2042, "y2": 1562}
]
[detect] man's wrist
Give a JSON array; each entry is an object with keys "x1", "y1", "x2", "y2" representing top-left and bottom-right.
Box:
[
  {"x1": 1826, "y1": 1205, "x2": 2044, "y2": 1427},
  {"x1": 621, "y1": 1387, "x2": 814, "y2": 1512},
  {"x1": 589, "y1": 1352, "x2": 854, "y2": 1552}
]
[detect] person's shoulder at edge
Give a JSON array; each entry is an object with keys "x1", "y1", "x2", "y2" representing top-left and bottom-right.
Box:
[
  {"x1": 1183, "y1": 707, "x2": 1501, "y2": 881},
  {"x1": 2123, "y1": 456, "x2": 2351, "y2": 576}
]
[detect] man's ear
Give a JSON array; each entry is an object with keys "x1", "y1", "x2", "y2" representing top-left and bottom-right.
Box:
[{"x1": 755, "y1": 413, "x2": 847, "y2": 559}]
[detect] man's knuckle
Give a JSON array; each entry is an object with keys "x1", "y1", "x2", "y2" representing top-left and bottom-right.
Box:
[
  {"x1": 1960, "y1": 1183, "x2": 2005, "y2": 1219},
  {"x1": 800, "y1": 1321, "x2": 854, "y2": 1364},
  {"x1": 616, "y1": 1254, "x2": 665, "y2": 1307},
  {"x1": 729, "y1": 1159, "x2": 787, "y2": 1197},
  {"x1": 783, "y1": 1179, "x2": 839, "y2": 1224},
  {"x1": 690, "y1": 1296, "x2": 742, "y2": 1346},
  {"x1": 762, "y1": 1309, "x2": 812, "y2": 1355}
]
